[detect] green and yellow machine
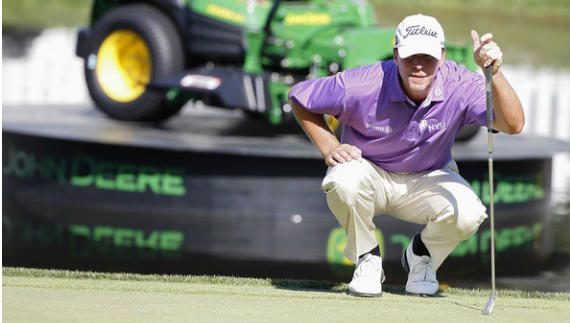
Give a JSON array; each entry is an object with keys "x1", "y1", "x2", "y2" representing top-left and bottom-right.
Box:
[{"x1": 76, "y1": 0, "x2": 476, "y2": 129}]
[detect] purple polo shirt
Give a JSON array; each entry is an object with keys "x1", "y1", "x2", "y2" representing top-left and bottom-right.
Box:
[{"x1": 289, "y1": 59, "x2": 489, "y2": 173}]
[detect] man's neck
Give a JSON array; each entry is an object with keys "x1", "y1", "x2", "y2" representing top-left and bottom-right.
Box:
[
  {"x1": 397, "y1": 75, "x2": 434, "y2": 106},
  {"x1": 407, "y1": 86, "x2": 434, "y2": 108}
]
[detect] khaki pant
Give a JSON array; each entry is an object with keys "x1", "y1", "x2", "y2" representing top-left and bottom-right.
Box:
[{"x1": 321, "y1": 159, "x2": 487, "y2": 271}]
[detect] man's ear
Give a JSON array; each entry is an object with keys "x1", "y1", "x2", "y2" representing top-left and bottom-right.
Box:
[
  {"x1": 393, "y1": 48, "x2": 399, "y2": 66},
  {"x1": 439, "y1": 48, "x2": 446, "y2": 66}
]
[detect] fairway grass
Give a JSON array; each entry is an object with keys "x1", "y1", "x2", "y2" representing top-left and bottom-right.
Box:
[{"x1": 3, "y1": 267, "x2": 569, "y2": 322}]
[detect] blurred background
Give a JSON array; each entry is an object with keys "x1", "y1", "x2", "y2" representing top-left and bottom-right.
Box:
[{"x1": 3, "y1": 0, "x2": 569, "y2": 291}]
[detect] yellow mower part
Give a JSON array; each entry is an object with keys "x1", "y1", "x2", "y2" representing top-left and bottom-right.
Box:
[
  {"x1": 325, "y1": 114, "x2": 340, "y2": 133},
  {"x1": 96, "y1": 30, "x2": 151, "y2": 102}
]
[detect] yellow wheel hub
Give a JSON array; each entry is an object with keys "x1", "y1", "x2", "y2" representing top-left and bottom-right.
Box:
[{"x1": 96, "y1": 30, "x2": 151, "y2": 102}]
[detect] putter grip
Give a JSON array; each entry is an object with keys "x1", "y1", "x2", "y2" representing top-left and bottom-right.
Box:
[{"x1": 485, "y1": 65, "x2": 493, "y2": 132}]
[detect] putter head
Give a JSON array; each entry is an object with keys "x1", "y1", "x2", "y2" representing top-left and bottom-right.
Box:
[{"x1": 482, "y1": 295, "x2": 495, "y2": 315}]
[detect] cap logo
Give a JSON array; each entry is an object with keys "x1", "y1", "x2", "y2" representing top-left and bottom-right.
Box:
[{"x1": 403, "y1": 25, "x2": 438, "y2": 39}]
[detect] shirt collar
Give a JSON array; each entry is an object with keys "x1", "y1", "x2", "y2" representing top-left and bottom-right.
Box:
[{"x1": 406, "y1": 87, "x2": 433, "y2": 108}]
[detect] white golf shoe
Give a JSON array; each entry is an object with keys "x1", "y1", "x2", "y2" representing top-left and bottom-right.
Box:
[
  {"x1": 348, "y1": 253, "x2": 385, "y2": 297},
  {"x1": 402, "y1": 241, "x2": 439, "y2": 295}
]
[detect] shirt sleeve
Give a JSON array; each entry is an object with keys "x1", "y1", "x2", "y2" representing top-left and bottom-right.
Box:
[
  {"x1": 462, "y1": 71, "x2": 495, "y2": 128},
  {"x1": 288, "y1": 71, "x2": 347, "y2": 117}
]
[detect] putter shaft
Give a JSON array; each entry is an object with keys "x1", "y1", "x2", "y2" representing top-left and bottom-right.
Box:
[
  {"x1": 482, "y1": 65, "x2": 496, "y2": 315},
  {"x1": 488, "y1": 134, "x2": 495, "y2": 296}
]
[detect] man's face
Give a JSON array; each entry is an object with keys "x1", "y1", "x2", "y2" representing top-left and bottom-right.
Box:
[{"x1": 393, "y1": 49, "x2": 445, "y2": 103}]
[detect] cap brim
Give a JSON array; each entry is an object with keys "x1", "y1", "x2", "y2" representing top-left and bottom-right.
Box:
[{"x1": 397, "y1": 41, "x2": 443, "y2": 60}]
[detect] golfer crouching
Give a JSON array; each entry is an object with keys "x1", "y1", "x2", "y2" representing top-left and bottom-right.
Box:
[{"x1": 288, "y1": 14, "x2": 524, "y2": 297}]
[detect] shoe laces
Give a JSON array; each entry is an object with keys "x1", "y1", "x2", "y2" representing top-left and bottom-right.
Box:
[
  {"x1": 353, "y1": 254, "x2": 381, "y2": 278},
  {"x1": 412, "y1": 255, "x2": 436, "y2": 281}
]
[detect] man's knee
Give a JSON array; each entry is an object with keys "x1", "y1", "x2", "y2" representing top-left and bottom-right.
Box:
[
  {"x1": 321, "y1": 161, "x2": 370, "y2": 207},
  {"x1": 322, "y1": 175, "x2": 362, "y2": 207},
  {"x1": 434, "y1": 201, "x2": 487, "y2": 241},
  {"x1": 436, "y1": 184, "x2": 488, "y2": 241},
  {"x1": 456, "y1": 209, "x2": 487, "y2": 240}
]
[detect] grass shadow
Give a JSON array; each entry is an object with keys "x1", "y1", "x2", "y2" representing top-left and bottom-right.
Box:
[
  {"x1": 270, "y1": 278, "x2": 347, "y2": 295},
  {"x1": 440, "y1": 299, "x2": 483, "y2": 312},
  {"x1": 270, "y1": 278, "x2": 423, "y2": 297}
]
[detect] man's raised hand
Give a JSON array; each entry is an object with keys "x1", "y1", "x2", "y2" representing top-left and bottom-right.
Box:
[{"x1": 471, "y1": 30, "x2": 503, "y2": 75}]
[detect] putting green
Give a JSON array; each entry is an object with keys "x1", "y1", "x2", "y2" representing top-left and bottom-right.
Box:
[{"x1": 3, "y1": 267, "x2": 569, "y2": 322}]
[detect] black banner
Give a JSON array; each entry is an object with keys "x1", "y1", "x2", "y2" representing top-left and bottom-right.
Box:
[{"x1": 2, "y1": 131, "x2": 553, "y2": 281}]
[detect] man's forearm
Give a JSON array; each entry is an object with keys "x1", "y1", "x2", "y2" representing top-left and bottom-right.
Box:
[
  {"x1": 291, "y1": 101, "x2": 340, "y2": 158},
  {"x1": 492, "y1": 71, "x2": 525, "y2": 134}
]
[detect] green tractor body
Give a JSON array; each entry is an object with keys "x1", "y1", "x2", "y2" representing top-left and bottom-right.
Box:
[{"x1": 76, "y1": 0, "x2": 477, "y2": 129}]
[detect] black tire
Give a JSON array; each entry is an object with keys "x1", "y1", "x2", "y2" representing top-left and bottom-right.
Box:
[
  {"x1": 455, "y1": 124, "x2": 480, "y2": 142},
  {"x1": 84, "y1": 4, "x2": 185, "y2": 121}
]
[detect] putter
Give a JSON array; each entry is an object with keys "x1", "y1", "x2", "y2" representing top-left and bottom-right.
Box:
[{"x1": 482, "y1": 64, "x2": 496, "y2": 315}]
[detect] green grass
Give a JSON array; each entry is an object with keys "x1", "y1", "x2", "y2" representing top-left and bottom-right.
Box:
[
  {"x1": 3, "y1": 267, "x2": 569, "y2": 322},
  {"x1": 371, "y1": 0, "x2": 570, "y2": 67},
  {"x1": 2, "y1": 0, "x2": 92, "y2": 29},
  {"x1": 372, "y1": 0, "x2": 569, "y2": 19}
]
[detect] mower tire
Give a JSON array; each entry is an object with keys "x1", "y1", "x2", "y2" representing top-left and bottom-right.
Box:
[{"x1": 84, "y1": 4, "x2": 185, "y2": 121}]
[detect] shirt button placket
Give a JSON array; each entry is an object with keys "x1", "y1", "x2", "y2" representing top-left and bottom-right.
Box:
[{"x1": 406, "y1": 120, "x2": 417, "y2": 144}]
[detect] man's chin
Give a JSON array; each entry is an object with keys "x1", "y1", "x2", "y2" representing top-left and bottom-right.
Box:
[
  {"x1": 409, "y1": 77, "x2": 429, "y2": 87},
  {"x1": 406, "y1": 85, "x2": 430, "y2": 101},
  {"x1": 409, "y1": 84, "x2": 429, "y2": 94}
]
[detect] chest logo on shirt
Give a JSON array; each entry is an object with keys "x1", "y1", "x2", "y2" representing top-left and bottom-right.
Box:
[
  {"x1": 365, "y1": 122, "x2": 393, "y2": 134},
  {"x1": 419, "y1": 119, "x2": 447, "y2": 132}
]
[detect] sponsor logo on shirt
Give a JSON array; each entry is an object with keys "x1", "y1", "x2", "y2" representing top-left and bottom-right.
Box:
[
  {"x1": 419, "y1": 119, "x2": 447, "y2": 132},
  {"x1": 365, "y1": 122, "x2": 392, "y2": 134}
]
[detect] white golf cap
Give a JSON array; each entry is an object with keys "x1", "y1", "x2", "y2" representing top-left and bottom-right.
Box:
[{"x1": 394, "y1": 14, "x2": 445, "y2": 60}]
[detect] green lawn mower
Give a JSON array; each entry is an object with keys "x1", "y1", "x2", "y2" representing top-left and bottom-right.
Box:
[{"x1": 75, "y1": 0, "x2": 479, "y2": 139}]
